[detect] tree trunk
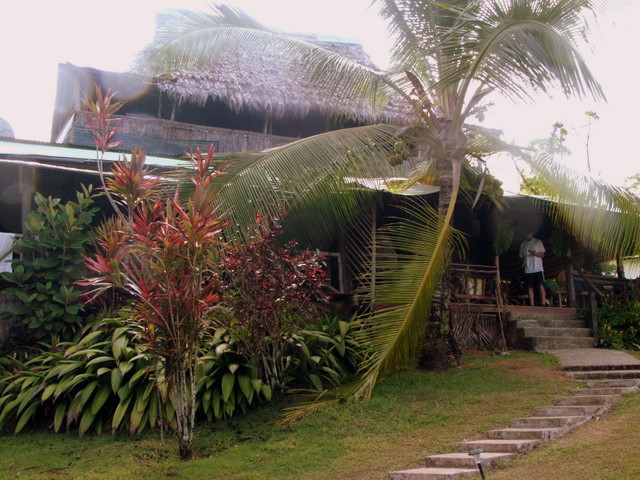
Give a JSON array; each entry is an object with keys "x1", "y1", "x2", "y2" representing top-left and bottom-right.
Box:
[
  {"x1": 173, "y1": 358, "x2": 195, "y2": 460},
  {"x1": 420, "y1": 154, "x2": 461, "y2": 368}
]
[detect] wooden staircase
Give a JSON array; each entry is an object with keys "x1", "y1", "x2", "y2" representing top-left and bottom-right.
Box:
[{"x1": 507, "y1": 306, "x2": 595, "y2": 352}]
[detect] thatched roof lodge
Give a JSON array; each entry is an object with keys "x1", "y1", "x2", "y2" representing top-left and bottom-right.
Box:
[{"x1": 52, "y1": 34, "x2": 411, "y2": 156}]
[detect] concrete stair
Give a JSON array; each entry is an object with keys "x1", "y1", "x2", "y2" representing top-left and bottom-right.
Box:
[
  {"x1": 507, "y1": 307, "x2": 595, "y2": 352},
  {"x1": 388, "y1": 354, "x2": 640, "y2": 480}
]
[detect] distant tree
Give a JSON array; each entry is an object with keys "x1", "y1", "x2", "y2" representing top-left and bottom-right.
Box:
[{"x1": 520, "y1": 122, "x2": 570, "y2": 195}]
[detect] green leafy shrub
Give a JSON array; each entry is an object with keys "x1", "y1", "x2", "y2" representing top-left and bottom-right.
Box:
[
  {"x1": 597, "y1": 301, "x2": 640, "y2": 350},
  {"x1": 285, "y1": 316, "x2": 360, "y2": 392},
  {"x1": 0, "y1": 315, "x2": 272, "y2": 436},
  {"x1": 0, "y1": 187, "x2": 99, "y2": 343},
  {"x1": 197, "y1": 329, "x2": 272, "y2": 421}
]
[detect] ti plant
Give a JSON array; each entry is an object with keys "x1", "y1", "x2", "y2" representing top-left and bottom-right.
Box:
[{"x1": 81, "y1": 145, "x2": 228, "y2": 460}]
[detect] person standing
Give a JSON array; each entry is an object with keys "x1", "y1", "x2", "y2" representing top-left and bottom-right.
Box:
[{"x1": 519, "y1": 231, "x2": 547, "y2": 306}]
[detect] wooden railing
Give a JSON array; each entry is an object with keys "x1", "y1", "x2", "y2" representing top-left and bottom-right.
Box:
[{"x1": 450, "y1": 263, "x2": 501, "y2": 305}]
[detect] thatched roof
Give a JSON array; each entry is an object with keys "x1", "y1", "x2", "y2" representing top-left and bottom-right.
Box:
[{"x1": 156, "y1": 35, "x2": 414, "y2": 125}]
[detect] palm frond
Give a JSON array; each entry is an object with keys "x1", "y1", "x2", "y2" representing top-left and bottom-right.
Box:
[
  {"x1": 349, "y1": 197, "x2": 465, "y2": 401},
  {"x1": 135, "y1": 6, "x2": 404, "y2": 121},
  {"x1": 525, "y1": 152, "x2": 640, "y2": 259},
  {"x1": 377, "y1": 0, "x2": 605, "y2": 122},
  {"x1": 443, "y1": 0, "x2": 605, "y2": 105},
  {"x1": 205, "y1": 124, "x2": 405, "y2": 241}
]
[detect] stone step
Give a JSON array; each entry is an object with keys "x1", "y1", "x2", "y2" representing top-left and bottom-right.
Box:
[
  {"x1": 388, "y1": 467, "x2": 479, "y2": 479},
  {"x1": 510, "y1": 308, "x2": 578, "y2": 322},
  {"x1": 554, "y1": 394, "x2": 621, "y2": 406},
  {"x1": 486, "y1": 427, "x2": 564, "y2": 441},
  {"x1": 567, "y1": 370, "x2": 640, "y2": 380},
  {"x1": 534, "y1": 405, "x2": 603, "y2": 417},
  {"x1": 572, "y1": 386, "x2": 637, "y2": 396},
  {"x1": 459, "y1": 439, "x2": 541, "y2": 454},
  {"x1": 531, "y1": 336, "x2": 595, "y2": 351},
  {"x1": 426, "y1": 452, "x2": 515, "y2": 469},
  {"x1": 511, "y1": 415, "x2": 585, "y2": 429},
  {"x1": 522, "y1": 327, "x2": 592, "y2": 338},
  {"x1": 586, "y1": 378, "x2": 640, "y2": 388},
  {"x1": 517, "y1": 319, "x2": 586, "y2": 329}
]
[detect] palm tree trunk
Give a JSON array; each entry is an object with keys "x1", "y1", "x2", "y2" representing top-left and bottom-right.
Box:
[{"x1": 420, "y1": 154, "x2": 462, "y2": 367}]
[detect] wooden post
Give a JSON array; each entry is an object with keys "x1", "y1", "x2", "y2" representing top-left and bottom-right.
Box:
[
  {"x1": 19, "y1": 165, "x2": 35, "y2": 235},
  {"x1": 589, "y1": 291, "x2": 598, "y2": 340},
  {"x1": 566, "y1": 261, "x2": 576, "y2": 308},
  {"x1": 494, "y1": 255, "x2": 508, "y2": 351}
]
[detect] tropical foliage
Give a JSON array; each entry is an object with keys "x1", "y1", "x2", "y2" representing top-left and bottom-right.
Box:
[
  {"x1": 220, "y1": 215, "x2": 329, "y2": 390},
  {"x1": 79, "y1": 145, "x2": 228, "y2": 459},
  {"x1": 0, "y1": 315, "x2": 273, "y2": 437},
  {"x1": 597, "y1": 301, "x2": 640, "y2": 350},
  {"x1": 0, "y1": 187, "x2": 99, "y2": 344},
  {"x1": 134, "y1": 0, "x2": 640, "y2": 406}
]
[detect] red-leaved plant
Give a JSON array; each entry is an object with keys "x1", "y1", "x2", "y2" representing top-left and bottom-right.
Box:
[
  {"x1": 81, "y1": 145, "x2": 227, "y2": 460},
  {"x1": 221, "y1": 215, "x2": 328, "y2": 390}
]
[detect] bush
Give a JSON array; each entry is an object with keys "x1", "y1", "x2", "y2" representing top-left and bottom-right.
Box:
[
  {"x1": 221, "y1": 216, "x2": 329, "y2": 391},
  {"x1": 0, "y1": 314, "x2": 272, "y2": 436},
  {"x1": 285, "y1": 315, "x2": 360, "y2": 391},
  {"x1": 0, "y1": 187, "x2": 99, "y2": 344},
  {"x1": 597, "y1": 301, "x2": 640, "y2": 350}
]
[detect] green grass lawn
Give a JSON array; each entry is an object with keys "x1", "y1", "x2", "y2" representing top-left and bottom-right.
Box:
[{"x1": 0, "y1": 350, "x2": 608, "y2": 480}]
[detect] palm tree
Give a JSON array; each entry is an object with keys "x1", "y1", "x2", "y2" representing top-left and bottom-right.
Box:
[{"x1": 137, "y1": 0, "x2": 639, "y2": 403}]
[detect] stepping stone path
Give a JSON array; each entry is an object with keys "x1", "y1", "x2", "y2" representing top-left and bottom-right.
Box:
[{"x1": 388, "y1": 348, "x2": 640, "y2": 479}]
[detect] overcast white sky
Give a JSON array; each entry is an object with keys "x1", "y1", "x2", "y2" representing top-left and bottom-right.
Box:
[{"x1": 1, "y1": 0, "x2": 638, "y2": 189}]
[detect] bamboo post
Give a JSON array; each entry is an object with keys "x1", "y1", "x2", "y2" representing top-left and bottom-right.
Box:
[{"x1": 494, "y1": 255, "x2": 508, "y2": 351}]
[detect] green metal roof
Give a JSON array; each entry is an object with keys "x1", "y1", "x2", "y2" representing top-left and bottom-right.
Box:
[{"x1": 0, "y1": 138, "x2": 190, "y2": 170}]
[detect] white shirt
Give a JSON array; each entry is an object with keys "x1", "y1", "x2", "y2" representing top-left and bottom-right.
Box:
[
  {"x1": 519, "y1": 237, "x2": 545, "y2": 274},
  {"x1": 0, "y1": 233, "x2": 15, "y2": 273}
]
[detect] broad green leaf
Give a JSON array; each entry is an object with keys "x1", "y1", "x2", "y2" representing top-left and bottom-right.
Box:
[
  {"x1": 91, "y1": 384, "x2": 112, "y2": 415},
  {"x1": 79, "y1": 408, "x2": 96, "y2": 436},
  {"x1": 134, "y1": 388, "x2": 149, "y2": 414},
  {"x1": 112, "y1": 335, "x2": 128, "y2": 360},
  {"x1": 15, "y1": 402, "x2": 39, "y2": 433},
  {"x1": 80, "y1": 380, "x2": 99, "y2": 406},
  {"x1": 112, "y1": 396, "x2": 133, "y2": 432},
  {"x1": 128, "y1": 368, "x2": 148, "y2": 387},
  {"x1": 237, "y1": 375, "x2": 253, "y2": 403},
  {"x1": 221, "y1": 373, "x2": 235, "y2": 402},
  {"x1": 308, "y1": 374, "x2": 323, "y2": 391},
  {"x1": 41, "y1": 384, "x2": 57, "y2": 402},
  {"x1": 86, "y1": 356, "x2": 114, "y2": 367},
  {"x1": 53, "y1": 402, "x2": 67, "y2": 432},
  {"x1": 250, "y1": 378, "x2": 262, "y2": 393},
  {"x1": 110, "y1": 368, "x2": 123, "y2": 393},
  {"x1": 212, "y1": 389, "x2": 222, "y2": 419},
  {"x1": 224, "y1": 398, "x2": 235, "y2": 417},
  {"x1": 338, "y1": 321, "x2": 350, "y2": 337},
  {"x1": 260, "y1": 384, "x2": 272, "y2": 402},
  {"x1": 118, "y1": 360, "x2": 134, "y2": 375}
]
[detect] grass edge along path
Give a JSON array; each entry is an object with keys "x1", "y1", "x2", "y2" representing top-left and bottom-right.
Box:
[{"x1": 0, "y1": 350, "x2": 575, "y2": 480}]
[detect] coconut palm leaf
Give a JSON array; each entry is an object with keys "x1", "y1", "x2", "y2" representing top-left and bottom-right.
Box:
[
  {"x1": 381, "y1": 0, "x2": 605, "y2": 102},
  {"x1": 350, "y1": 197, "x2": 465, "y2": 401},
  {"x1": 201, "y1": 124, "x2": 408, "y2": 241},
  {"x1": 136, "y1": 6, "x2": 407, "y2": 121},
  {"x1": 525, "y1": 152, "x2": 640, "y2": 259}
]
